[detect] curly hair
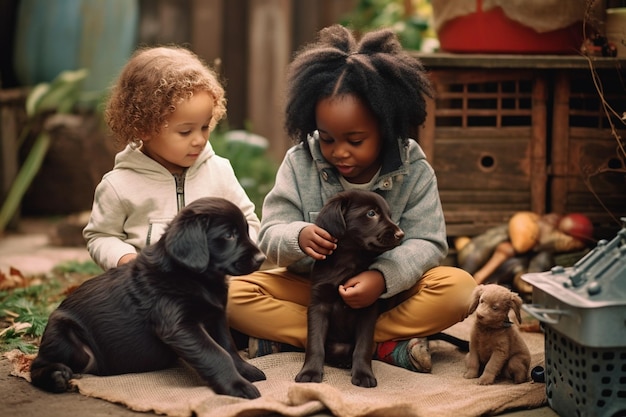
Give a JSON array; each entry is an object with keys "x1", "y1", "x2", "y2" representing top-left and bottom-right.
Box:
[
  {"x1": 285, "y1": 24, "x2": 433, "y2": 148},
  {"x1": 104, "y1": 46, "x2": 227, "y2": 148}
]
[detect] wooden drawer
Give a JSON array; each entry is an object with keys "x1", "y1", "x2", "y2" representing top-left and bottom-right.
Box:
[{"x1": 422, "y1": 69, "x2": 548, "y2": 237}]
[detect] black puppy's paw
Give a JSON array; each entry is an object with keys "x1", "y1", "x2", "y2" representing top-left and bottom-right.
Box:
[
  {"x1": 237, "y1": 361, "x2": 266, "y2": 382},
  {"x1": 351, "y1": 368, "x2": 377, "y2": 388},
  {"x1": 31, "y1": 363, "x2": 74, "y2": 393},
  {"x1": 237, "y1": 381, "x2": 262, "y2": 399},
  {"x1": 216, "y1": 378, "x2": 262, "y2": 399},
  {"x1": 295, "y1": 368, "x2": 323, "y2": 383}
]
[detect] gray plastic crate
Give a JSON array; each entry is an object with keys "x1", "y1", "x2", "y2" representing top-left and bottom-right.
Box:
[
  {"x1": 543, "y1": 326, "x2": 626, "y2": 417},
  {"x1": 522, "y1": 220, "x2": 626, "y2": 417}
]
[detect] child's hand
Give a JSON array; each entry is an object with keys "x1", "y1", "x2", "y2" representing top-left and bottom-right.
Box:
[
  {"x1": 117, "y1": 253, "x2": 137, "y2": 267},
  {"x1": 339, "y1": 270, "x2": 385, "y2": 309},
  {"x1": 298, "y1": 225, "x2": 337, "y2": 260}
]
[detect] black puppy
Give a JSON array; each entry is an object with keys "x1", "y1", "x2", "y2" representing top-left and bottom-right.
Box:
[
  {"x1": 30, "y1": 197, "x2": 267, "y2": 399},
  {"x1": 295, "y1": 190, "x2": 404, "y2": 388}
]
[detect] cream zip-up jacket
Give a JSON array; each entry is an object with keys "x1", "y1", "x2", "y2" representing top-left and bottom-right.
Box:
[{"x1": 83, "y1": 142, "x2": 260, "y2": 270}]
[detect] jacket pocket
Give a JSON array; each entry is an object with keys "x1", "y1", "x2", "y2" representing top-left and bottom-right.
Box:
[{"x1": 146, "y1": 218, "x2": 173, "y2": 245}]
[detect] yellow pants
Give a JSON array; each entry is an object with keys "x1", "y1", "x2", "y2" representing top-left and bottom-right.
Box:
[{"x1": 228, "y1": 266, "x2": 476, "y2": 348}]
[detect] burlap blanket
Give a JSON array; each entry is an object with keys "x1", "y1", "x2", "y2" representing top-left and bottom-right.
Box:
[{"x1": 6, "y1": 316, "x2": 546, "y2": 417}]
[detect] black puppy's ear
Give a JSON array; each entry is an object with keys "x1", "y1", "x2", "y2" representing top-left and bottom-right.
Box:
[
  {"x1": 316, "y1": 198, "x2": 347, "y2": 238},
  {"x1": 164, "y1": 216, "x2": 209, "y2": 273}
]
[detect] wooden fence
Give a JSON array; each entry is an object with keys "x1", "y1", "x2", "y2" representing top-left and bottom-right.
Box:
[
  {"x1": 139, "y1": 0, "x2": 357, "y2": 161},
  {"x1": 0, "y1": 0, "x2": 356, "y2": 220}
]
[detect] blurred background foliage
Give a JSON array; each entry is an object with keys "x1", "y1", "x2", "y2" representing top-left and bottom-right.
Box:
[
  {"x1": 0, "y1": 69, "x2": 94, "y2": 233},
  {"x1": 341, "y1": 0, "x2": 435, "y2": 51},
  {"x1": 210, "y1": 129, "x2": 278, "y2": 218}
]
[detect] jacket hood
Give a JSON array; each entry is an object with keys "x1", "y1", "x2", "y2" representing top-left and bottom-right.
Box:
[
  {"x1": 306, "y1": 133, "x2": 417, "y2": 187},
  {"x1": 113, "y1": 142, "x2": 216, "y2": 178}
]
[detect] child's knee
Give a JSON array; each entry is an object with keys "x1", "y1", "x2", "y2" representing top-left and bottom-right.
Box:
[
  {"x1": 449, "y1": 268, "x2": 477, "y2": 317},
  {"x1": 424, "y1": 266, "x2": 476, "y2": 293},
  {"x1": 453, "y1": 267, "x2": 478, "y2": 298},
  {"x1": 425, "y1": 266, "x2": 476, "y2": 319},
  {"x1": 228, "y1": 276, "x2": 259, "y2": 303}
]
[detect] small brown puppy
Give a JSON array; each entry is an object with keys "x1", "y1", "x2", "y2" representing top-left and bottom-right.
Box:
[{"x1": 463, "y1": 284, "x2": 531, "y2": 385}]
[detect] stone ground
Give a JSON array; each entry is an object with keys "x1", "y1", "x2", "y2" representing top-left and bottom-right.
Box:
[{"x1": 0, "y1": 218, "x2": 560, "y2": 417}]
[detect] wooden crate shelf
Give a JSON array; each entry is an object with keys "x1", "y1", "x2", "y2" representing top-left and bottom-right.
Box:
[
  {"x1": 421, "y1": 68, "x2": 547, "y2": 237},
  {"x1": 418, "y1": 53, "x2": 625, "y2": 241}
]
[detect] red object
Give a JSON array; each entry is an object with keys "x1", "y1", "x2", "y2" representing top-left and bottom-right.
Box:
[
  {"x1": 558, "y1": 213, "x2": 594, "y2": 242},
  {"x1": 437, "y1": 4, "x2": 584, "y2": 54}
]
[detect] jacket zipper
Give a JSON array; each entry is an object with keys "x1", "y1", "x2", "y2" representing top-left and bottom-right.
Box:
[{"x1": 173, "y1": 172, "x2": 186, "y2": 211}]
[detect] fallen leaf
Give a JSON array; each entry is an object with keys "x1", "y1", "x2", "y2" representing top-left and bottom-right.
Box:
[
  {"x1": 0, "y1": 322, "x2": 32, "y2": 337},
  {"x1": 9, "y1": 267, "x2": 24, "y2": 279},
  {"x1": 0, "y1": 267, "x2": 30, "y2": 290}
]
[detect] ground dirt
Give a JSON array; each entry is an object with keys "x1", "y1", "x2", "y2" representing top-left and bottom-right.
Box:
[
  {"x1": 0, "y1": 219, "x2": 151, "y2": 416},
  {"x1": 0, "y1": 356, "x2": 148, "y2": 417}
]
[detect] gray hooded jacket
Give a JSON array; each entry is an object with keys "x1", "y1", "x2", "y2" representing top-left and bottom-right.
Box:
[{"x1": 259, "y1": 134, "x2": 448, "y2": 298}]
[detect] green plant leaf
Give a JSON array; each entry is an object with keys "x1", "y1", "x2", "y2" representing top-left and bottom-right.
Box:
[
  {"x1": 0, "y1": 132, "x2": 51, "y2": 232},
  {"x1": 27, "y1": 69, "x2": 88, "y2": 116},
  {"x1": 25, "y1": 83, "x2": 51, "y2": 118},
  {"x1": 0, "y1": 68, "x2": 89, "y2": 234}
]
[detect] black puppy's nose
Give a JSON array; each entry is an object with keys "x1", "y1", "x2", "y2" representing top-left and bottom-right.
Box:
[{"x1": 394, "y1": 229, "x2": 405, "y2": 240}]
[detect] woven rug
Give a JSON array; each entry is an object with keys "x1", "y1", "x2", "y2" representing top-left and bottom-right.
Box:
[{"x1": 6, "y1": 315, "x2": 546, "y2": 417}]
